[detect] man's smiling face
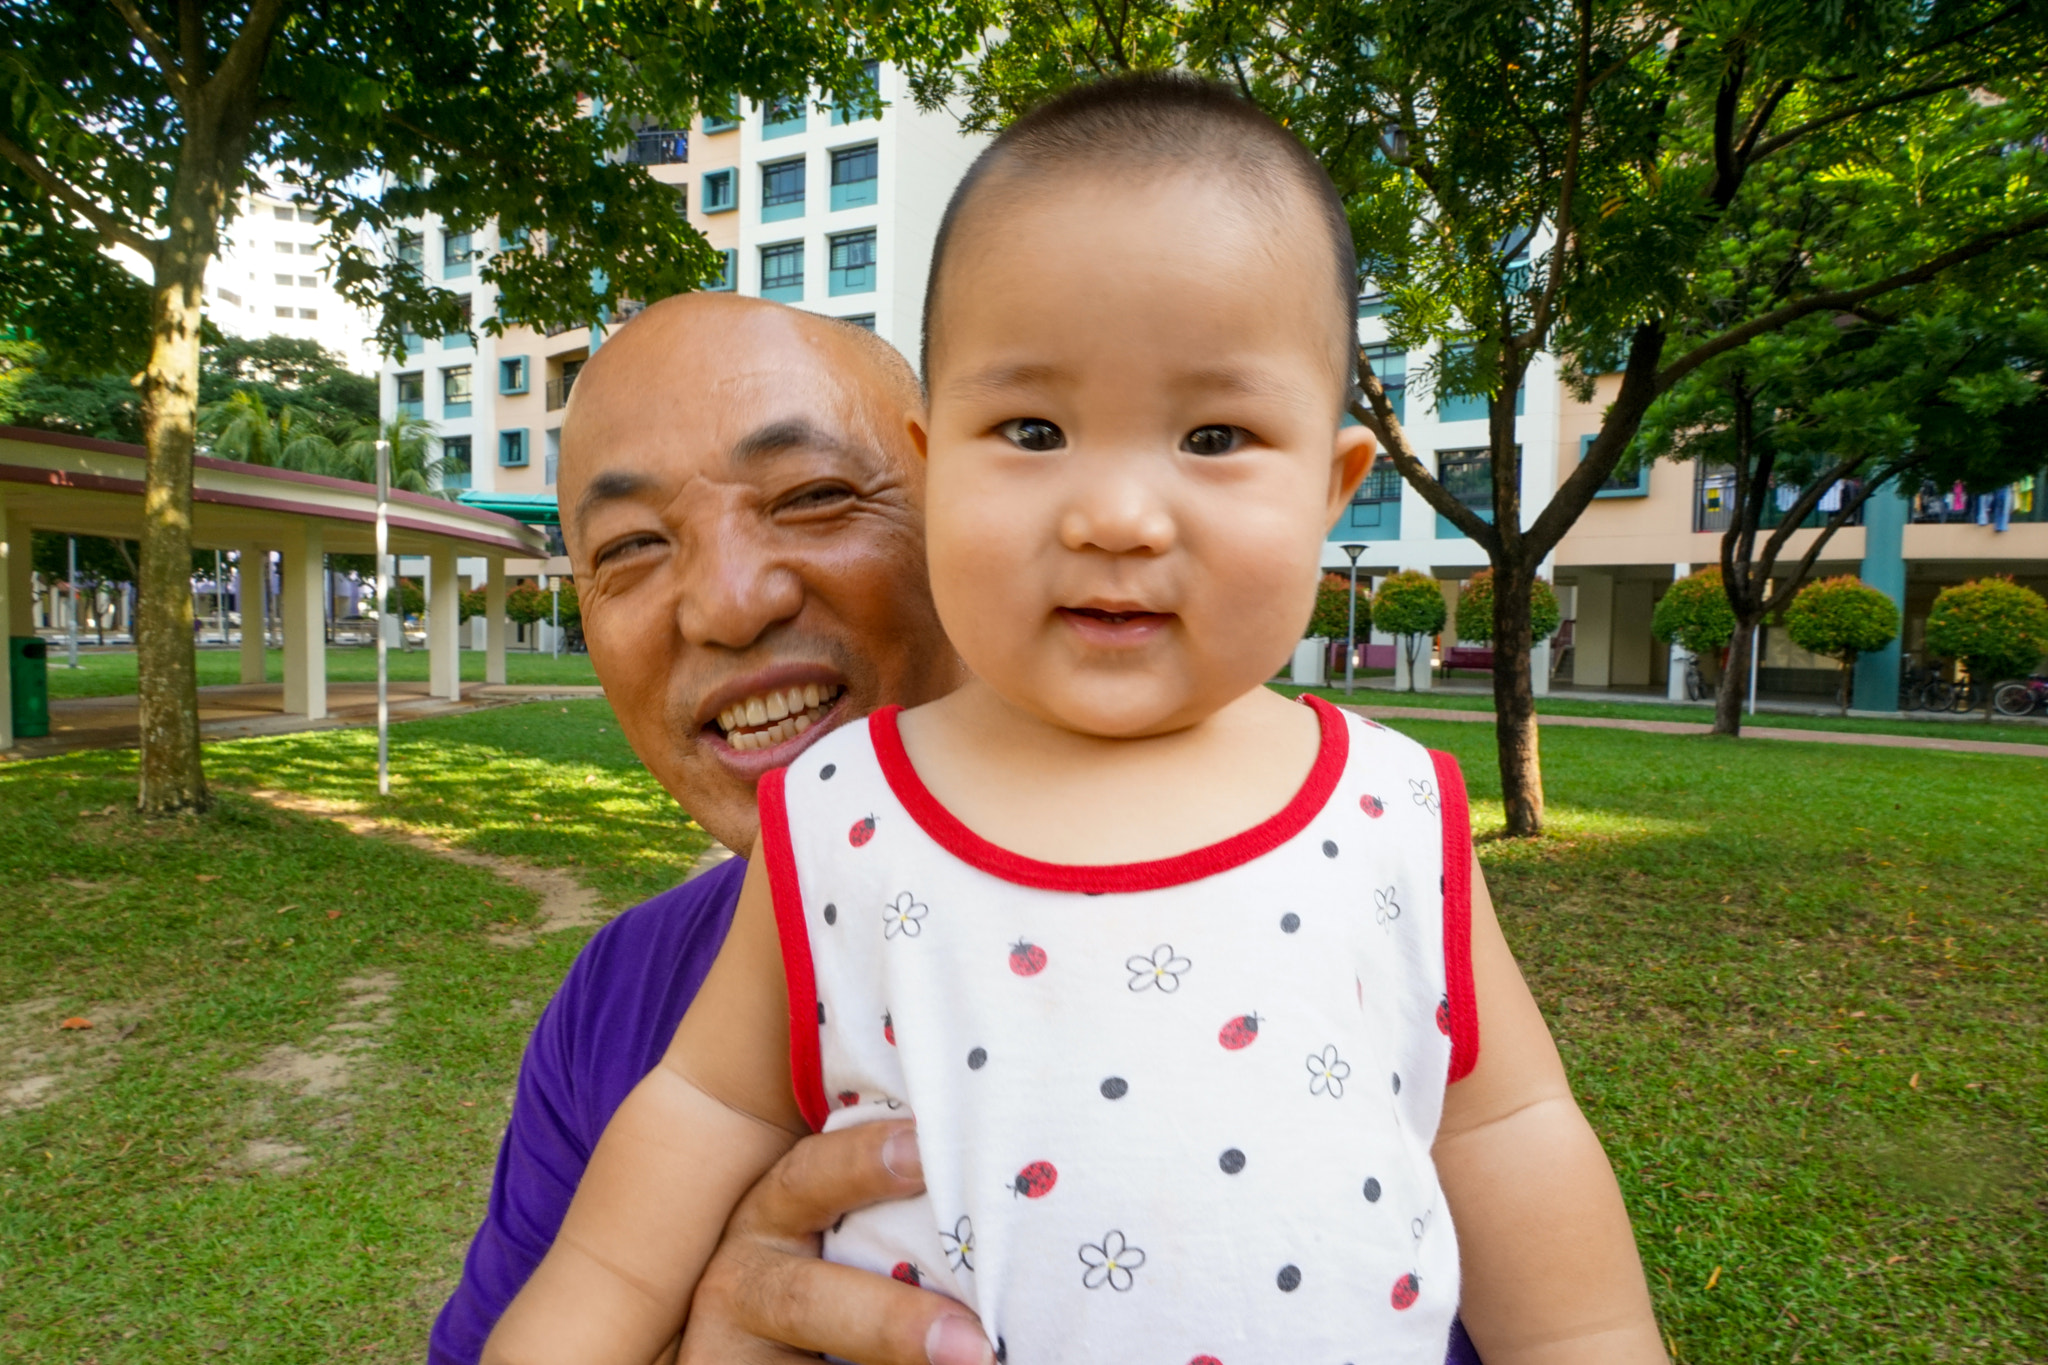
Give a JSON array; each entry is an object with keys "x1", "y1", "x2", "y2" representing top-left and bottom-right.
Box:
[{"x1": 560, "y1": 296, "x2": 964, "y2": 851}]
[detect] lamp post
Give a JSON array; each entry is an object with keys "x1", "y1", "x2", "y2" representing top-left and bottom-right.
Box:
[
  {"x1": 1340, "y1": 543, "x2": 1367, "y2": 695},
  {"x1": 374, "y1": 439, "x2": 390, "y2": 797}
]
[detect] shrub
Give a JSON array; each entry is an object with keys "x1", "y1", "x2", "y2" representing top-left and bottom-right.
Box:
[
  {"x1": 1924, "y1": 577, "x2": 2048, "y2": 715},
  {"x1": 1454, "y1": 568, "x2": 1562, "y2": 644},
  {"x1": 381, "y1": 577, "x2": 424, "y2": 619},
  {"x1": 458, "y1": 588, "x2": 487, "y2": 623},
  {"x1": 1372, "y1": 570, "x2": 1447, "y2": 692},
  {"x1": 1783, "y1": 576, "x2": 1900, "y2": 714},
  {"x1": 1306, "y1": 573, "x2": 1371, "y2": 640},
  {"x1": 1652, "y1": 567, "x2": 1739, "y2": 655}
]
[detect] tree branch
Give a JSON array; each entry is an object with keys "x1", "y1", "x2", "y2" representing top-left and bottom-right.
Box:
[
  {"x1": 0, "y1": 131, "x2": 158, "y2": 258},
  {"x1": 104, "y1": 0, "x2": 191, "y2": 104},
  {"x1": 1733, "y1": 78, "x2": 1795, "y2": 163},
  {"x1": 1655, "y1": 209, "x2": 2048, "y2": 393},
  {"x1": 1748, "y1": 75, "x2": 1985, "y2": 161},
  {"x1": 1512, "y1": 0, "x2": 1593, "y2": 352},
  {"x1": 1759, "y1": 466, "x2": 1886, "y2": 616},
  {"x1": 1350, "y1": 351, "x2": 1501, "y2": 556}
]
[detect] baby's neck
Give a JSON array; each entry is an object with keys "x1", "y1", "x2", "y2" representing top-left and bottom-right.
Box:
[{"x1": 894, "y1": 681, "x2": 1326, "y2": 866}]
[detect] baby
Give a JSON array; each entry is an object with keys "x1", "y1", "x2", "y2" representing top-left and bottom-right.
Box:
[{"x1": 486, "y1": 74, "x2": 1664, "y2": 1365}]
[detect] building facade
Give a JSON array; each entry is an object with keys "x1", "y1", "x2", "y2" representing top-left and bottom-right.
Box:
[{"x1": 202, "y1": 188, "x2": 380, "y2": 369}]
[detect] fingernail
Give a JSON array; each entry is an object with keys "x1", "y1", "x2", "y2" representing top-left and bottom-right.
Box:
[
  {"x1": 925, "y1": 1314, "x2": 995, "y2": 1365},
  {"x1": 882, "y1": 1126, "x2": 922, "y2": 1181}
]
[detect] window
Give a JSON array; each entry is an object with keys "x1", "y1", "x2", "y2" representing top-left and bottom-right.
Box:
[
  {"x1": 545, "y1": 428, "x2": 562, "y2": 487},
  {"x1": 272, "y1": 205, "x2": 294, "y2": 221},
  {"x1": 627, "y1": 127, "x2": 687, "y2": 166},
  {"x1": 499, "y1": 356, "x2": 530, "y2": 394},
  {"x1": 833, "y1": 61, "x2": 881, "y2": 125},
  {"x1": 1357, "y1": 290, "x2": 1389, "y2": 319},
  {"x1": 670, "y1": 184, "x2": 687, "y2": 217},
  {"x1": 701, "y1": 168, "x2": 736, "y2": 214},
  {"x1": 1586, "y1": 434, "x2": 1650, "y2": 498},
  {"x1": 397, "y1": 230, "x2": 423, "y2": 269},
  {"x1": 501, "y1": 225, "x2": 529, "y2": 250},
  {"x1": 443, "y1": 296, "x2": 473, "y2": 350},
  {"x1": 706, "y1": 248, "x2": 737, "y2": 292},
  {"x1": 830, "y1": 144, "x2": 878, "y2": 210},
  {"x1": 275, "y1": 306, "x2": 293, "y2": 318},
  {"x1": 1361, "y1": 345, "x2": 1406, "y2": 424},
  {"x1": 299, "y1": 243, "x2": 317, "y2": 255},
  {"x1": 761, "y1": 242, "x2": 804, "y2": 301},
  {"x1": 828, "y1": 229, "x2": 875, "y2": 296},
  {"x1": 546, "y1": 357, "x2": 584, "y2": 412},
  {"x1": 701, "y1": 98, "x2": 739, "y2": 134},
  {"x1": 297, "y1": 207, "x2": 318, "y2": 223},
  {"x1": 298, "y1": 275, "x2": 317, "y2": 287},
  {"x1": 499, "y1": 429, "x2": 529, "y2": 468},
  {"x1": 1345, "y1": 455, "x2": 1404, "y2": 533},
  {"x1": 442, "y1": 435, "x2": 473, "y2": 492},
  {"x1": 396, "y1": 372, "x2": 424, "y2": 417},
  {"x1": 1436, "y1": 447, "x2": 1509, "y2": 538},
  {"x1": 275, "y1": 241, "x2": 294, "y2": 254},
  {"x1": 1434, "y1": 345, "x2": 1523, "y2": 422},
  {"x1": 764, "y1": 94, "x2": 806, "y2": 139},
  {"x1": 762, "y1": 157, "x2": 806, "y2": 222},
  {"x1": 401, "y1": 326, "x2": 424, "y2": 354},
  {"x1": 275, "y1": 273, "x2": 294, "y2": 286},
  {"x1": 443, "y1": 365, "x2": 474, "y2": 417},
  {"x1": 298, "y1": 308, "x2": 318, "y2": 319},
  {"x1": 218, "y1": 288, "x2": 240, "y2": 307},
  {"x1": 840, "y1": 314, "x2": 876, "y2": 331},
  {"x1": 443, "y1": 231, "x2": 472, "y2": 278}
]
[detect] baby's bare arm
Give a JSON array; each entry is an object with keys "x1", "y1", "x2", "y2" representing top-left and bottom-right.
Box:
[
  {"x1": 484, "y1": 852, "x2": 807, "y2": 1365},
  {"x1": 1435, "y1": 856, "x2": 1666, "y2": 1365}
]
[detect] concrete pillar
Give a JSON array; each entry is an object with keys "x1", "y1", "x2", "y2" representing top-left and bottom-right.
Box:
[
  {"x1": 1574, "y1": 571, "x2": 1615, "y2": 689},
  {"x1": 1440, "y1": 578, "x2": 1461, "y2": 658},
  {"x1": 428, "y1": 545, "x2": 460, "y2": 701},
  {"x1": 1667, "y1": 562, "x2": 1693, "y2": 701},
  {"x1": 1853, "y1": 484, "x2": 1908, "y2": 713},
  {"x1": 1532, "y1": 639, "x2": 1552, "y2": 697},
  {"x1": 238, "y1": 547, "x2": 267, "y2": 685},
  {"x1": 0, "y1": 494, "x2": 18, "y2": 749},
  {"x1": 281, "y1": 523, "x2": 327, "y2": 719},
  {"x1": 485, "y1": 559, "x2": 507, "y2": 686}
]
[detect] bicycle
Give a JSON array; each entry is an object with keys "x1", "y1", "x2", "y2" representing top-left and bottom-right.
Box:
[
  {"x1": 1679, "y1": 651, "x2": 1708, "y2": 702},
  {"x1": 1900, "y1": 660, "x2": 1951, "y2": 712},
  {"x1": 1993, "y1": 675, "x2": 2048, "y2": 717}
]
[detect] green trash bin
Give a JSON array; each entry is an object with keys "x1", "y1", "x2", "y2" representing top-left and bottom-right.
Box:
[{"x1": 9, "y1": 636, "x2": 49, "y2": 739}]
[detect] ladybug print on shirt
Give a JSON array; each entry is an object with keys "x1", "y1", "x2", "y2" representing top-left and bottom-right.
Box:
[
  {"x1": 1009, "y1": 940, "x2": 1048, "y2": 976},
  {"x1": 1218, "y1": 1013, "x2": 1261, "y2": 1050},
  {"x1": 849, "y1": 814, "x2": 877, "y2": 846}
]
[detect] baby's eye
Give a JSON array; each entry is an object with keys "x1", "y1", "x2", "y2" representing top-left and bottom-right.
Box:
[
  {"x1": 997, "y1": 418, "x2": 1066, "y2": 452},
  {"x1": 1182, "y1": 424, "x2": 1247, "y2": 456}
]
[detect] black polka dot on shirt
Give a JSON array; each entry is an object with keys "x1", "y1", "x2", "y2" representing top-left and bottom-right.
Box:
[
  {"x1": 820, "y1": 763, "x2": 836, "y2": 780},
  {"x1": 1100, "y1": 1076, "x2": 1128, "y2": 1100},
  {"x1": 1277, "y1": 1264, "x2": 1302, "y2": 1292},
  {"x1": 822, "y1": 903, "x2": 837, "y2": 925},
  {"x1": 817, "y1": 1002, "x2": 826, "y2": 1025},
  {"x1": 1321, "y1": 840, "x2": 1339, "y2": 858},
  {"x1": 968, "y1": 1046, "x2": 988, "y2": 1070},
  {"x1": 1391, "y1": 1071, "x2": 1402, "y2": 1094},
  {"x1": 1280, "y1": 912, "x2": 1301, "y2": 933},
  {"x1": 1363, "y1": 1176, "x2": 1382, "y2": 1202},
  {"x1": 1219, "y1": 1148, "x2": 1246, "y2": 1175}
]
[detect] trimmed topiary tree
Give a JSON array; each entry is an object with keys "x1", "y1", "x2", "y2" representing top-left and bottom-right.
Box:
[
  {"x1": 505, "y1": 583, "x2": 551, "y2": 652},
  {"x1": 1652, "y1": 568, "x2": 1740, "y2": 659},
  {"x1": 1783, "y1": 576, "x2": 1900, "y2": 715},
  {"x1": 1307, "y1": 574, "x2": 1371, "y2": 643},
  {"x1": 1923, "y1": 577, "x2": 2048, "y2": 718},
  {"x1": 1456, "y1": 569, "x2": 1562, "y2": 644},
  {"x1": 459, "y1": 588, "x2": 488, "y2": 623},
  {"x1": 1372, "y1": 570, "x2": 1448, "y2": 692}
]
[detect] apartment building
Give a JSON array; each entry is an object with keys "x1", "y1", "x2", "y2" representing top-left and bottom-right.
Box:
[{"x1": 202, "y1": 188, "x2": 379, "y2": 369}]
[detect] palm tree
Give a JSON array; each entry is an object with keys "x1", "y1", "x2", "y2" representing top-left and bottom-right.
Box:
[
  {"x1": 197, "y1": 389, "x2": 338, "y2": 472},
  {"x1": 330, "y1": 415, "x2": 457, "y2": 498}
]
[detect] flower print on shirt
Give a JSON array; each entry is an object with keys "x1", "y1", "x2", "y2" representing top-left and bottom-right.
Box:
[
  {"x1": 883, "y1": 891, "x2": 927, "y2": 939},
  {"x1": 941, "y1": 1215, "x2": 975, "y2": 1272},
  {"x1": 1409, "y1": 778, "x2": 1439, "y2": 815},
  {"x1": 1126, "y1": 944, "x2": 1191, "y2": 993},
  {"x1": 1307, "y1": 1045, "x2": 1350, "y2": 1098},
  {"x1": 1374, "y1": 886, "x2": 1402, "y2": 928},
  {"x1": 1079, "y1": 1231, "x2": 1145, "y2": 1291}
]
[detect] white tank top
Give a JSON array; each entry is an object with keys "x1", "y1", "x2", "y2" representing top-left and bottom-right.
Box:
[{"x1": 759, "y1": 696, "x2": 1477, "y2": 1364}]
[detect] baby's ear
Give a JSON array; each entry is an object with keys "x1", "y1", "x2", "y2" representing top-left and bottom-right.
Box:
[{"x1": 1328, "y1": 422, "x2": 1379, "y2": 521}]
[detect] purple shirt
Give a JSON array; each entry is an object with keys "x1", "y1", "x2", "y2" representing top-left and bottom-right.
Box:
[{"x1": 427, "y1": 852, "x2": 1481, "y2": 1365}]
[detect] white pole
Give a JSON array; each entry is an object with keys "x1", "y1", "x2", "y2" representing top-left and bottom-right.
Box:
[
  {"x1": 375, "y1": 440, "x2": 391, "y2": 797},
  {"x1": 1747, "y1": 622, "x2": 1760, "y2": 717},
  {"x1": 214, "y1": 549, "x2": 226, "y2": 647},
  {"x1": 551, "y1": 582, "x2": 561, "y2": 659},
  {"x1": 66, "y1": 537, "x2": 79, "y2": 668}
]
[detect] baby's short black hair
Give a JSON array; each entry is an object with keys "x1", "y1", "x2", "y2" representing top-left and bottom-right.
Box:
[{"x1": 921, "y1": 71, "x2": 1358, "y2": 401}]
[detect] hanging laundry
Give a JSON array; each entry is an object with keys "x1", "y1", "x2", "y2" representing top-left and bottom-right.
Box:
[
  {"x1": 1993, "y1": 486, "x2": 2011, "y2": 533},
  {"x1": 1775, "y1": 482, "x2": 1799, "y2": 513},
  {"x1": 1951, "y1": 481, "x2": 1968, "y2": 513},
  {"x1": 1817, "y1": 482, "x2": 1843, "y2": 513},
  {"x1": 2014, "y1": 475, "x2": 2034, "y2": 516}
]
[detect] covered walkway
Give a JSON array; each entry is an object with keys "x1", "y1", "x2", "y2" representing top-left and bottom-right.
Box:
[{"x1": 1, "y1": 426, "x2": 549, "y2": 750}]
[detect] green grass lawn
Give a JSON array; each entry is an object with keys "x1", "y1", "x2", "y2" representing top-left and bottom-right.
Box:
[
  {"x1": 1280, "y1": 682, "x2": 2048, "y2": 747},
  {"x1": 42, "y1": 647, "x2": 600, "y2": 700},
  {"x1": 1, "y1": 704, "x2": 2041, "y2": 1362}
]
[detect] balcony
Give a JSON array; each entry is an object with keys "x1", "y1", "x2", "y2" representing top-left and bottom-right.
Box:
[
  {"x1": 545, "y1": 373, "x2": 576, "y2": 411},
  {"x1": 1910, "y1": 471, "x2": 2045, "y2": 527},
  {"x1": 1694, "y1": 467, "x2": 1867, "y2": 534},
  {"x1": 627, "y1": 129, "x2": 687, "y2": 165}
]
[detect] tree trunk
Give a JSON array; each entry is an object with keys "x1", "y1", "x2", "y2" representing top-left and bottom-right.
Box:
[
  {"x1": 1490, "y1": 566, "x2": 1543, "y2": 837},
  {"x1": 135, "y1": 161, "x2": 226, "y2": 813},
  {"x1": 1714, "y1": 617, "x2": 1760, "y2": 735}
]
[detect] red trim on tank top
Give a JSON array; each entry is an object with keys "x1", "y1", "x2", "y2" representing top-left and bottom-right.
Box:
[
  {"x1": 1431, "y1": 749, "x2": 1480, "y2": 1083},
  {"x1": 758, "y1": 766, "x2": 830, "y2": 1133},
  {"x1": 867, "y1": 695, "x2": 1351, "y2": 894}
]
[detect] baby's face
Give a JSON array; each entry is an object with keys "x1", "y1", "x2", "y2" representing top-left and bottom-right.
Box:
[{"x1": 920, "y1": 167, "x2": 1374, "y2": 738}]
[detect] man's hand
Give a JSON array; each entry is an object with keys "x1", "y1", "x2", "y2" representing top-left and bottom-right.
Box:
[{"x1": 676, "y1": 1121, "x2": 996, "y2": 1365}]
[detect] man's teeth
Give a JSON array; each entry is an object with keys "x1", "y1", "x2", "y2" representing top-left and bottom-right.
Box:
[{"x1": 719, "y1": 684, "x2": 842, "y2": 751}]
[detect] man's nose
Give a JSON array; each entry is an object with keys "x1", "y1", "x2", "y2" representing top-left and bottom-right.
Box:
[
  {"x1": 1057, "y1": 461, "x2": 1176, "y2": 557},
  {"x1": 675, "y1": 528, "x2": 805, "y2": 650}
]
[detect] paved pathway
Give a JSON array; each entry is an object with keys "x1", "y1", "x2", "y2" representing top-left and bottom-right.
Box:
[{"x1": 1344, "y1": 705, "x2": 2048, "y2": 758}]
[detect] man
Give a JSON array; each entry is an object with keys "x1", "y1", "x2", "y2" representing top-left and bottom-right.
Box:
[{"x1": 430, "y1": 293, "x2": 992, "y2": 1365}]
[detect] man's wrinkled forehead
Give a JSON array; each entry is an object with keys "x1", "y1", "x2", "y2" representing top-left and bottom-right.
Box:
[{"x1": 569, "y1": 410, "x2": 872, "y2": 527}]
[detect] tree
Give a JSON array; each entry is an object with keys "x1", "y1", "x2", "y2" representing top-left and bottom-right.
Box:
[
  {"x1": 1306, "y1": 573, "x2": 1370, "y2": 641},
  {"x1": 197, "y1": 389, "x2": 339, "y2": 470},
  {"x1": 1371, "y1": 570, "x2": 1447, "y2": 692},
  {"x1": 31, "y1": 533, "x2": 140, "y2": 644},
  {"x1": 459, "y1": 588, "x2": 487, "y2": 624},
  {"x1": 1, "y1": 2, "x2": 969, "y2": 814},
  {"x1": 1651, "y1": 568, "x2": 1738, "y2": 662},
  {"x1": 0, "y1": 338, "x2": 146, "y2": 442},
  {"x1": 1923, "y1": 577, "x2": 2048, "y2": 718},
  {"x1": 1455, "y1": 569, "x2": 1560, "y2": 645},
  {"x1": 949, "y1": 1, "x2": 2048, "y2": 834},
  {"x1": 505, "y1": 584, "x2": 551, "y2": 652},
  {"x1": 1783, "y1": 576, "x2": 1900, "y2": 716},
  {"x1": 200, "y1": 335, "x2": 376, "y2": 430},
  {"x1": 326, "y1": 415, "x2": 453, "y2": 495},
  {"x1": 1637, "y1": 302, "x2": 2048, "y2": 734}
]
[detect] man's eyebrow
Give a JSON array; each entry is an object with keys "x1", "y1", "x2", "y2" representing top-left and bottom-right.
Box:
[
  {"x1": 729, "y1": 418, "x2": 849, "y2": 464},
  {"x1": 574, "y1": 469, "x2": 657, "y2": 524}
]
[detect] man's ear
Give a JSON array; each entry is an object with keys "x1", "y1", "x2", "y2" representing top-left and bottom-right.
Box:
[
  {"x1": 1327, "y1": 423, "x2": 1379, "y2": 528},
  {"x1": 907, "y1": 412, "x2": 930, "y2": 462}
]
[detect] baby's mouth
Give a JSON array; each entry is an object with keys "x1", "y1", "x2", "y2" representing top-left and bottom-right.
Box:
[{"x1": 715, "y1": 683, "x2": 844, "y2": 752}]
